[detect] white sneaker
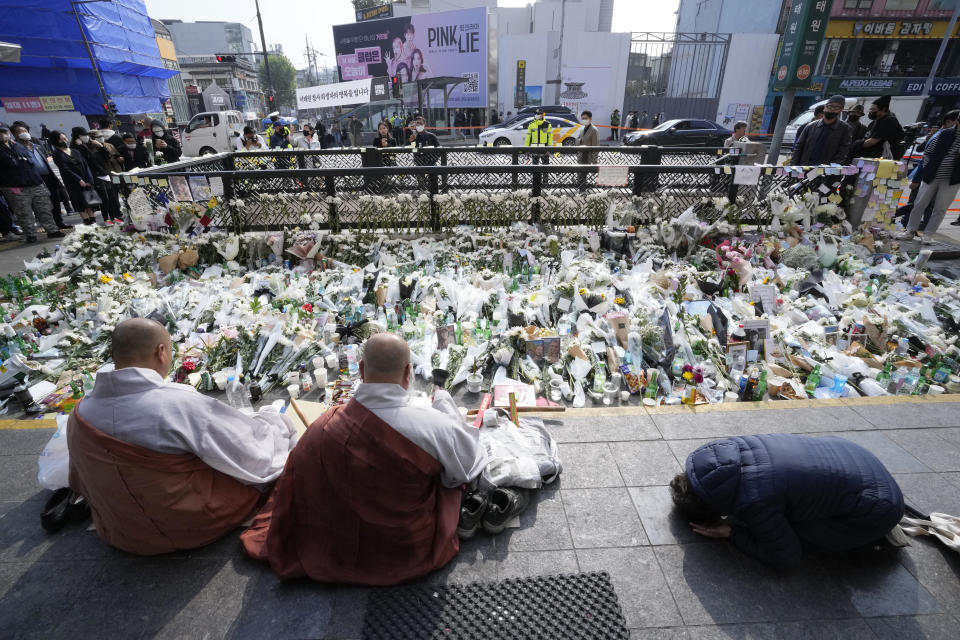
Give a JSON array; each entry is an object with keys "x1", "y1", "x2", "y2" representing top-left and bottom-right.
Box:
[{"x1": 896, "y1": 230, "x2": 917, "y2": 240}]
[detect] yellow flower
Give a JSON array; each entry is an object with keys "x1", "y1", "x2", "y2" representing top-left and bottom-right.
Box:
[
  {"x1": 682, "y1": 371, "x2": 694, "y2": 382},
  {"x1": 207, "y1": 196, "x2": 219, "y2": 209},
  {"x1": 615, "y1": 296, "x2": 625, "y2": 305},
  {"x1": 99, "y1": 274, "x2": 113, "y2": 284},
  {"x1": 578, "y1": 287, "x2": 587, "y2": 296},
  {"x1": 122, "y1": 273, "x2": 133, "y2": 282}
]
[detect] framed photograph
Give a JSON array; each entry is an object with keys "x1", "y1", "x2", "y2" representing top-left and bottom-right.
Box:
[
  {"x1": 741, "y1": 319, "x2": 770, "y2": 362},
  {"x1": 170, "y1": 175, "x2": 192, "y2": 202},
  {"x1": 543, "y1": 337, "x2": 561, "y2": 363},
  {"x1": 526, "y1": 339, "x2": 545, "y2": 365},
  {"x1": 436, "y1": 324, "x2": 456, "y2": 350},
  {"x1": 726, "y1": 341, "x2": 748, "y2": 371},
  {"x1": 188, "y1": 175, "x2": 212, "y2": 202}
]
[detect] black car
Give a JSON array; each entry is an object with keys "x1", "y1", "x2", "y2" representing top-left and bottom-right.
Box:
[{"x1": 623, "y1": 118, "x2": 732, "y2": 147}]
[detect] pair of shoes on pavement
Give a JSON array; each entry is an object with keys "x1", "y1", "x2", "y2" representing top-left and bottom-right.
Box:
[
  {"x1": 40, "y1": 488, "x2": 90, "y2": 533},
  {"x1": 457, "y1": 487, "x2": 531, "y2": 540}
]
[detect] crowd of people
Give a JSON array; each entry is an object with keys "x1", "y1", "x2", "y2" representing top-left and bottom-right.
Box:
[{"x1": 0, "y1": 117, "x2": 181, "y2": 242}]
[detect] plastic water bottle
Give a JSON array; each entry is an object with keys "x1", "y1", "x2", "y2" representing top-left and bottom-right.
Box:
[
  {"x1": 226, "y1": 375, "x2": 252, "y2": 411},
  {"x1": 344, "y1": 344, "x2": 360, "y2": 379}
]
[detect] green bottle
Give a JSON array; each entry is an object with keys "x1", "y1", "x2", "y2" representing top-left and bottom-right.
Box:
[
  {"x1": 455, "y1": 321, "x2": 463, "y2": 346},
  {"x1": 753, "y1": 370, "x2": 768, "y2": 401},
  {"x1": 593, "y1": 363, "x2": 607, "y2": 394},
  {"x1": 876, "y1": 362, "x2": 893, "y2": 386},
  {"x1": 644, "y1": 369, "x2": 659, "y2": 399},
  {"x1": 804, "y1": 365, "x2": 822, "y2": 396}
]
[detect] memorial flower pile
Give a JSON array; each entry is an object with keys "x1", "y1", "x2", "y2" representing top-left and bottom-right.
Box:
[{"x1": 3, "y1": 211, "x2": 960, "y2": 415}]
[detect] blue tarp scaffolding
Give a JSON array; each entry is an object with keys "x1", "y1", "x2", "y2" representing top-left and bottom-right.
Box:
[{"x1": 0, "y1": 0, "x2": 177, "y2": 116}]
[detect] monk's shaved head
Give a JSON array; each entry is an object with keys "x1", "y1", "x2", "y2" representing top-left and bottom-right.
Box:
[
  {"x1": 360, "y1": 333, "x2": 411, "y2": 385},
  {"x1": 112, "y1": 318, "x2": 172, "y2": 376}
]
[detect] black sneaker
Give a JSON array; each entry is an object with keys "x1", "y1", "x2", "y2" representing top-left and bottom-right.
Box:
[
  {"x1": 482, "y1": 487, "x2": 530, "y2": 535},
  {"x1": 47, "y1": 231, "x2": 66, "y2": 239},
  {"x1": 40, "y1": 487, "x2": 71, "y2": 533},
  {"x1": 25, "y1": 236, "x2": 38, "y2": 244},
  {"x1": 67, "y1": 492, "x2": 90, "y2": 523},
  {"x1": 457, "y1": 490, "x2": 489, "y2": 540}
]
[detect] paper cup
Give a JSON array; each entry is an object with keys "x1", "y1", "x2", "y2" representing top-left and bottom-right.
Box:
[
  {"x1": 928, "y1": 384, "x2": 944, "y2": 395},
  {"x1": 724, "y1": 391, "x2": 740, "y2": 403},
  {"x1": 286, "y1": 384, "x2": 300, "y2": 399}
]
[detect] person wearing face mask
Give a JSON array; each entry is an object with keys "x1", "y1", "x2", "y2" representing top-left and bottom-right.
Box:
[
  {"x1": 118, "y1": 133, "x2": 151, "y2": 169},
  {"x1": 0, "y1": 125, "x2": 64, "y2": 242},
  {"x1": 9, "y1": 122, "x2": 73, "y2": 230},
  {"x1": 75, "y1": 129, "x2": 123, "y2": 223},
  {"x1": 524, "y1": 108, "x2": 554, "y2": 168},
  {"x1": 97, "y1": 118, "x2": 125, "y2": 154},
  {"x1": 790, "y1": 95, "x2": 852, "y2": 166},
  {"x1": 846, "y1": 104, "x2": 867, "y2": 144},
  {"x1": 408, "y1": 115, "x2": 441, "y2": 188},
  {"x1": 150, "y1": 123, "x2": 182, "y2": 163},
  {"x1": 859, "y1": 95, "x2": 904, "y2": 160},
  {"x1": 373, "y1": 120, "x2": 397, "y2": 164},
  {"x1": 578, "y1": 110, "x2": 599, "y2": 163},
  {"x1": 295, "y1": 125, "x2": 323, "y2": 150},
  {"x1": 51, "y1": 130, "x2": 97, "y2": 225}
]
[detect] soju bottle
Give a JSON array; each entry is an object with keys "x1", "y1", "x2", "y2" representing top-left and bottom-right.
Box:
[
  {"x1": 875, "y1": 362, "x2": 893, "y2": 386},
  {"x1": 593, "y1": 363, "x2": 607, "y2": 394},
  {"x1": 644, "y1": 369, "x2": 658, "y2": 399},
  {"x1": 753, "y1": 370, "x2": 767, "y2": 401},
  {"x1": 804, "y1": 365, "x2": 822, "y2": 396}
]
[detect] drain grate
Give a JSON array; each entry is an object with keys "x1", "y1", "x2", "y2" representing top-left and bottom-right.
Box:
[{"x1": 362, "y1": 571, "x2": 629, "y2": 639}]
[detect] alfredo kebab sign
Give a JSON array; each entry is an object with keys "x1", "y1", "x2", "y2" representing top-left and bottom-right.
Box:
[
  {"x1": 332, "y1": 7, "x2": 487, "y2": 108},
  {"x1": 773, "y1": 0, "x2": 834, "y2": 91}
]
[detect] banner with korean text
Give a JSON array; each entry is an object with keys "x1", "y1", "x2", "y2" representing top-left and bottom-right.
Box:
[{"x1": 296, "y1": 79, "x2": 374, "y2": 110}]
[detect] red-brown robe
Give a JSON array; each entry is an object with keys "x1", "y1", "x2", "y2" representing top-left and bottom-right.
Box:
[
  {"x1": 240, "y1": 399, "x2": 463, "y2": 585},
  {"x1": 67, "y1": 405, "x2": 263, "y2": 555}
]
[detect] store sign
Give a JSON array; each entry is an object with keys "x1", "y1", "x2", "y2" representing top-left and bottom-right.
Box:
[
  {"x1": 826, "y1": 19, "x2": 960, "y2": 39},
  {"x1": 333, "y1": 7, "x2": 488, "y2": 108},
  {"x1": 931, "y1": 78, "x2": 960, "y2": 96},
  {"x1": 0, "y1": 95, "x2": 74, "y2": 112},
  {"x1": 825, "y1": 76, "x2": 943, "y2": 96},
  {"x1": 515, "y1": 60, "x2": 526, "y2": 108},
  {"x1": 356, "y1": 4, "x2": 393, "y2": 22},
  {"x1": 773, "y1": 0, "x2": 834, "y2": 91}
]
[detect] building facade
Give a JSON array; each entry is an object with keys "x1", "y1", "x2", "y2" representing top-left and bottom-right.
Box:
[
  {"x1": 151, "y1": 19, "x2": 191, "y2": 126},
  {"x1": 160, "y1": 21, "x2": 264, "y2": 118}
]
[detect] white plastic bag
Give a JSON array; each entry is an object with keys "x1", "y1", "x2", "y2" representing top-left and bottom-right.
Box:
[
  {"x1": 479, "y1": 410, "x2": 562, "y2": 490},
  {"x1": 901, "y1": 512, "x2": 960, "y2": 553},
  {"x1": 37, "y1": 414, "x2": 70, "y2": 490}
]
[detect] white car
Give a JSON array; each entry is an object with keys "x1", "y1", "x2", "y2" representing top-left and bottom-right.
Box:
[
  {"x1": 479, "y1": 116, "x2": 583, "y2": 147},
  {"x1": 181, "y1": 110, "x2": 245, "y2": 157}
]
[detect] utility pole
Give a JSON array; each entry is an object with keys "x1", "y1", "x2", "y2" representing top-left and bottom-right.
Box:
[
  {"x1": 554, "y1": 0, "x2": 567, "y2": 105},
  {"x1": 765, "y1": 87, "x2": 795, "y2": 165},
  {"x1": 921, "y1": 0, "x2": 960, "y2": 119},
  {"x1": 255, "y1": 0, "x2": 273, "y2": 102}
]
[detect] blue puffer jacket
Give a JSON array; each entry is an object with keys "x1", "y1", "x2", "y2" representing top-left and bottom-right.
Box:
[{"x1": 686, "y1": 434, "x2": 904, "y2": 570}]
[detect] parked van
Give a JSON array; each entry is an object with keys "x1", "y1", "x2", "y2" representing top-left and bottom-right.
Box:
[{"x1": 181, "y1": 110, "x2": 245, "y2": 157}]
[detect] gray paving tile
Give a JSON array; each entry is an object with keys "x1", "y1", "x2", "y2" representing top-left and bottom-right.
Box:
[
  {"x1": 577, "y1": 547, "x2": 683, "y2": 629},
  {"x1": 651, "y1": 406, "x2": 874, "y2": 440},
  {"x1": 654, "y1": 543, "x2": 858, "y2": 625},
  {"x1": 545, "y1": 414, "x2": 663, "y2": 443},
  {"x1": 670, "y1": 619, "x2": 876, "y2": 639},
  {"x1": 940, "y1": 471, "x2": 960, "y2": 489},
  {"x1": 867, "y1": 614, "x2": 959, "y2": 640},
  {"x1": 896, "y1": 537, "x2": 960, "y2": 614},
  {"x1": 893, "y1": 473, "x2": 960, "y2": 515},
  {"x1": 0, "y1": 560, "x2": 105, "y2": 638},
  {"x1": 934, "y1": 427, "x2": 960, "y2": 448},
  {"x1": 630, "y1": 628, "x2": 691, "y2": 640},
  {"x1": 823, "y1": 553, "x2": 941, "y2": 617},
  {"x1": 628, "y1": 486, "x2": 702, "y2": 545},
  {"x1": 496, "y1": 484, "x2": 573, "y2": 551},
  {"x1": 851, "y1": 402, "x2": 960, "y2": 430},
  {"x1": 412, "y1": 533, "x2": 497, "y2": 587},
  {"x1": 667, "y1": 439, "x2": 715, "y2": 468},
  {"x1": 0, "y1": 498, "x2": 122, "y2": 563},
  {"x1": 883, "y1": 429, "x2": 960, "y2": 472},
  {"x1": 562, "y1": 487, "x2": 649, "y2": 548},
  {"x1": 556, "y1": 443, "x2": 624, "y2": 488},
  {"x1": 612, "y1": 440, "x2": 683, "y2": 486},
  {"x1": 809, "y1": 430, "x2": 932, "y2": 474},
  {"x1": 0, "y1": 427, "x2": 55, "y2": 456},
  {"x1": 54, "y1": 558, "x2": 266, "y2": 639},
  {"x1": 0, "y1": 456, "x2": 47, "y2": 502},
  {"x1": 495, "y1": 549, "x2": 579, "y2": 580}
]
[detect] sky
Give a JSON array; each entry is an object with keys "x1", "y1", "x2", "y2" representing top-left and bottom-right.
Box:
[{"x1": 143, "y1": 0, "x2": 680, "y2": 72}]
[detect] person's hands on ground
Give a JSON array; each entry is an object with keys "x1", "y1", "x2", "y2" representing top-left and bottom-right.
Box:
[{"x1": 689, "y1": 522, "x2": 731, "y2": 538}]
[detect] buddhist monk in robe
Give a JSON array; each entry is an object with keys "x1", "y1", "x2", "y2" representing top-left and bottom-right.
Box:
[
  {"x1": 241, "y1": 333, "x2": 487, "y2": 585},
  {"x1": 68, "y1": 318, "x2": 298, "y2": 555}
]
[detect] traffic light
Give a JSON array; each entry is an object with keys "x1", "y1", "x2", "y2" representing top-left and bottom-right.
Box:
[
  {"x1": 103, "y1": 101, "x2": 117, "y2": 119},
  {"x1": 391, "y1": 75, "x2": 401, "y2": 99},
  {"x1": 215, "y1": 55, "x2": 236, "y2": 63},
  {"x1": 267, "y1": 95, "x2": 275, "y2": 105}
]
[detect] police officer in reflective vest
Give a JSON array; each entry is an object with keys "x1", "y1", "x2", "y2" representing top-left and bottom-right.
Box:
[
  {"x1": 265, "y1": 112, "x2": 280, "y2": 141},
  {"x1": 524, "y1": 108, "x2": 553, "y2": 165}
]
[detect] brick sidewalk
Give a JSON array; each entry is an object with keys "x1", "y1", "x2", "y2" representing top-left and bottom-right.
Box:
[{"x1": 1, "y1": 397, "x2": 959, "y2": 638}]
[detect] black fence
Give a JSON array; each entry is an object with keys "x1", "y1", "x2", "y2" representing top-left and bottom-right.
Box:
[{"x1": 123, "y1": 146, "x2": 811, "y2": 233}]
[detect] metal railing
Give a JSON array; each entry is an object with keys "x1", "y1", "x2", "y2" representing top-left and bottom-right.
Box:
[{"x1": 122, "y1": 146, "x2": 816, "y2": 233}]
